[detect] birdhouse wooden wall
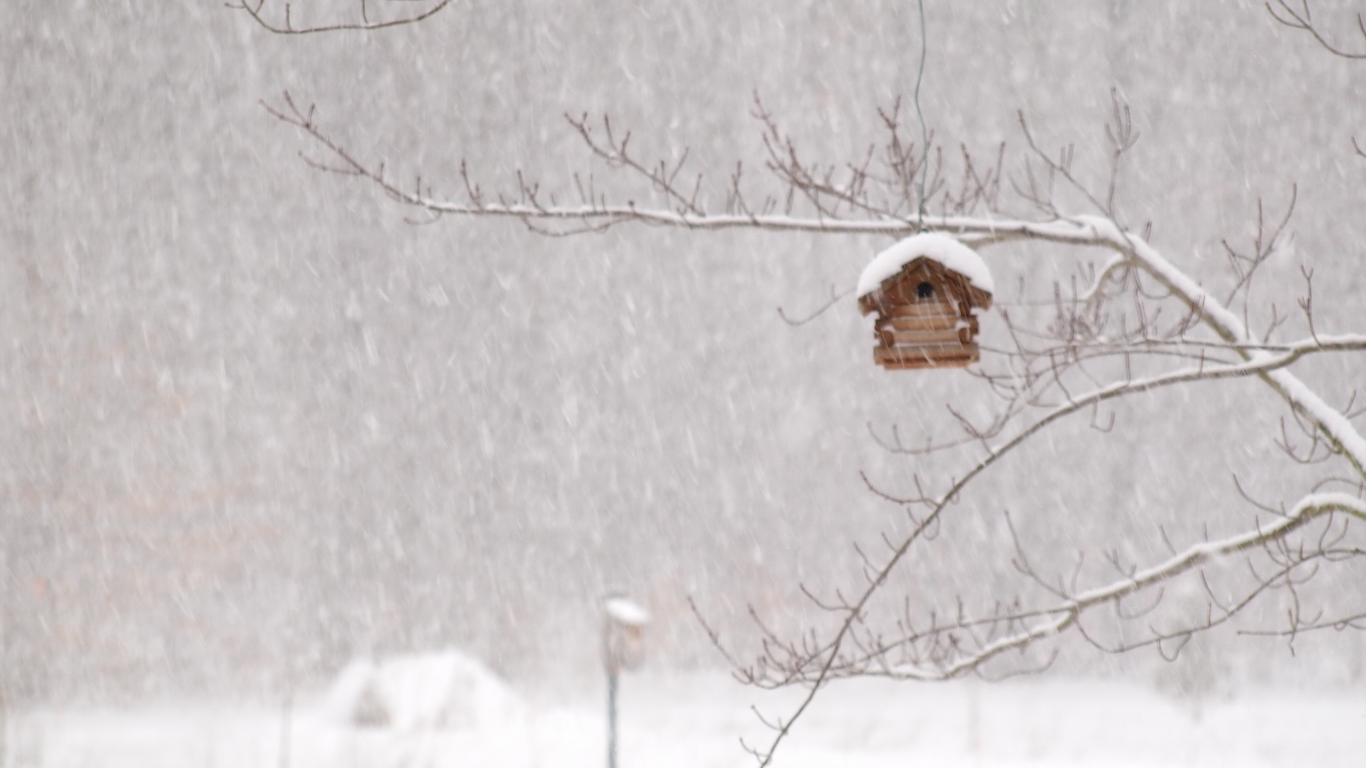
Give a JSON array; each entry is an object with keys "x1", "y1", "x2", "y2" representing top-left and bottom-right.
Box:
[
  {"x1": 604, "y1": 622, "x2": 646, "y2": 673},
  {"x1": 860, "y1": 258, "x2": 991, "y2": 370}
]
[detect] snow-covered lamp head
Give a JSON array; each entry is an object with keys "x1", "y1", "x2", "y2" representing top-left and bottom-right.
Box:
[{"x1": 856, "y1": 232, "x2": 994, "y2": 370}]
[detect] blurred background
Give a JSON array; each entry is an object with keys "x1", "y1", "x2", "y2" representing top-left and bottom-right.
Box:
[{"x1": 2, "y1": 0, "x2": 1364, "y2": 707}]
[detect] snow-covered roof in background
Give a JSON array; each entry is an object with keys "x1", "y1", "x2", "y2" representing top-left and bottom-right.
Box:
[
  {"x1": 604, "y1": 595, "x2": 650, "y2": 627},
  {"x1": 856, "y1": 232, "x2": 995, "y2": 299}
]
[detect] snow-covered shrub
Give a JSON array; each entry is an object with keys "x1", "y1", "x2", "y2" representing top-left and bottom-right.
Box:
[{"x1": 322, "y1": 649, "x2": 525, "y2": 730}]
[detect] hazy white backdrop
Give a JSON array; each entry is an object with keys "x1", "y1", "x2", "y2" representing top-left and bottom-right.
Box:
[{"x1": 3, "y1": 0, "x2": 1364, "y2": 738}]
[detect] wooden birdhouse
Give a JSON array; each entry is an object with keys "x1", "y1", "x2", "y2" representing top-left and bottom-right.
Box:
[
  {"x1": 602, "y1": 594, "x2": 650, "y2": 674},
  {"x1": 856, "y1": 233, "x2": 994, "y2": 370}
]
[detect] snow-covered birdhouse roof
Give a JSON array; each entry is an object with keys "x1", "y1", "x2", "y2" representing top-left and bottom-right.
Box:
[
  {"x1": 856, "y1": 233, "x2": 994, "y2": 316},
  {"x1": 604, "y1": 595, "x2": 650, "y2": 627}
]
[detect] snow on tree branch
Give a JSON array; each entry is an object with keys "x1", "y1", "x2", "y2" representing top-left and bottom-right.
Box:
[
  {"x1": 263, "y1": 93, "x2": 990, "y2": 236},
  {"x1": 887, "y1": 493, "x2": 1366, "y2": 682}
]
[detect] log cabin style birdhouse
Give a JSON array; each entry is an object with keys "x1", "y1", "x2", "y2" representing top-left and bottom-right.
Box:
[
  {"x1": 856, "y1": 233, "x2": 994, "y2": 370},
  {"x1": 602, "y1": 594, "x2": 650, "y2": 674}
]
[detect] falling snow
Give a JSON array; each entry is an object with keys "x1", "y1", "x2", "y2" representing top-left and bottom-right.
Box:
[{"x1": 3, "y1": 1, "x2": 1365, "y2": 766}]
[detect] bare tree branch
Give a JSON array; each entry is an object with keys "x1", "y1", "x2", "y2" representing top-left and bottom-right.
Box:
[
  {"x1": 254, "y1": 67, "x2": 1366, "y2": 767},
  {"x1": 886, "y1": 494, "x2": 1366, "y2": 680},
  {"x1": 1268, "y1": 0, "x2": 1366, "y2": 59},
  {"x1": 230, "y1": 0, "x2": 453, "y2": 35}
]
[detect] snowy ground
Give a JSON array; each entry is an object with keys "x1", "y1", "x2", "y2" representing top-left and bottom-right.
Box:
[{"x1": 9, "y1": 671, "x2": 1366, "y2": 768}]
